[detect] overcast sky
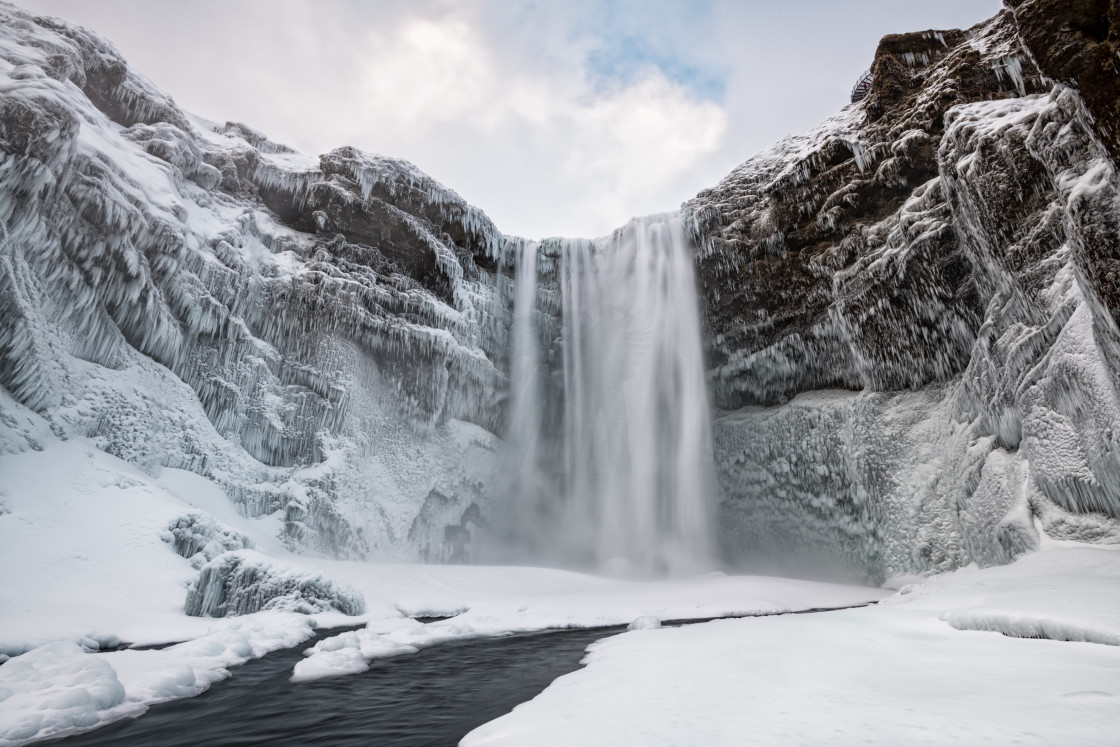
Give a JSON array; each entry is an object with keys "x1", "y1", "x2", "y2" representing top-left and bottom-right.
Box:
[{"x1": 21, "y1": 0, "x2": 1004, "y2": 239}]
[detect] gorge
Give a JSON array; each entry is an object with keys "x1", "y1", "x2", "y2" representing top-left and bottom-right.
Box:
[{"x1": 2, "y1": 0, "x2": 1120, "y2": 744}]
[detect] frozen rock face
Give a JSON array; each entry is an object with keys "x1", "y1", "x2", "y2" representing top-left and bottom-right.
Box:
[
  {"x1": 692, "y1": 1, "x2": 1120, "y2": 580},
  {"x1": 184, "y1": 550, "x2": 365, "y2": 617},
  {"x1": 162, "y1": 513, "x2": 254, "y2": 570},
  {"x1": 0, "y1": 2, "x2": 515, "y2": 560}
]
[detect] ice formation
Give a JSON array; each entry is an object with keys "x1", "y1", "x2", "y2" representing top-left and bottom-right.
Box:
[
  {"x1": 184, "y1": 550, "x2": 365, "y2": 617},
  {"x1": 0, "y1": 1, "x2": 510, "y2": 563},
  {"x1": 162, "y1": 512, "x2": 253, "y2": 569}
]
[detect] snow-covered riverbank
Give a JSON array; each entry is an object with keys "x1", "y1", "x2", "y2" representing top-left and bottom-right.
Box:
[
  {"x1": 0, "y1": 434, "x2": 884, "y2": 744},
  {"x1": 464, "y1": 544, "x2": 1120, "y2": 746}
]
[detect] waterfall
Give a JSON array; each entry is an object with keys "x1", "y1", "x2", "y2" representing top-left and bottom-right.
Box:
[
  {"x1": 501, "y1": 237, "x2": 545, "y2": 537},
  {"x1": 495, "y1": 213, "x2": 715, "y2": 577}
]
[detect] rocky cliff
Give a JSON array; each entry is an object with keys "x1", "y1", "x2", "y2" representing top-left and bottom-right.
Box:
[
  {"x1": 0, "y1": 0, "x2": 516, "y2": 561},
  {"x1": 1, "y1": 0, "x2": 1118, "y2": 579},
  {"x1": 691, "y1": 0, "x2": 1120, "y2": 580}
]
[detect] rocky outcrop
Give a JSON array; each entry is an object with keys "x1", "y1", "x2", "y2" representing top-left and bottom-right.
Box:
[
  {"x1": 185, "y1": 550, "x2": 365, "y2": 617},
  {"x1": 163, "y1": 513, "x2": 254, "y2": 569},
  {"x1": 693, "y1": 1, "x2": 1120, "y2": 580},
  {"x1": 1008, "y1": 0, "x2": 1120, "y2": 162}
]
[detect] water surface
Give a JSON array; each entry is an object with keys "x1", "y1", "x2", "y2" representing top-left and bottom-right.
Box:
[{"x1": 51, "y1": 626, "x2": 623, "y2": 747}]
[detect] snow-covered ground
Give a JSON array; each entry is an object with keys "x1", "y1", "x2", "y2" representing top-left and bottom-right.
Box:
[
  {"x1": 0, "y1": 433, "x2": 884, "y2": 745},
  {"x1": 463, "y1": 544, "x2": 1120, "y2": 746}
]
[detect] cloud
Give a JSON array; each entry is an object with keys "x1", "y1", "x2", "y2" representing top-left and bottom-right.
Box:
[
  {"x1": 17, "y1": 0, "x2": 1005, "y2": 239},
  {"x1": 343, "y1": 9, "x2": 727, "y2": 237}
]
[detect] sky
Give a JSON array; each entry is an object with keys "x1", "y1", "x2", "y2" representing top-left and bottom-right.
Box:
[{"x1": 19, "y1": 0, "x2": 1005, "y2": 239}]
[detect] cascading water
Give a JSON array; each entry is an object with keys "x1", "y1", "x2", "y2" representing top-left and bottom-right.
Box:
[{"x1": 492, "y1": 213, "x2": 715, "y2": 577}]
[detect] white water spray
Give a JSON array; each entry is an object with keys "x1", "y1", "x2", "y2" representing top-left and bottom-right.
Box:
[{"x1": 497, "y1": 213, "x2": 715, "y2": 576}]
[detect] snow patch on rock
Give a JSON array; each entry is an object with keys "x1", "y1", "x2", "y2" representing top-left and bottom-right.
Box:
[{"x1": 161, "y1": 512, "x2": 253, "y2": 569}]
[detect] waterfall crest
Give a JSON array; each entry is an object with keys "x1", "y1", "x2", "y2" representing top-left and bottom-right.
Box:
[{"x1": 494, "y1": 213, "x2": 715, "y2": 576}]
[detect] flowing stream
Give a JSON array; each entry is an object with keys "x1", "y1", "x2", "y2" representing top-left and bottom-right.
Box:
[{"x1": 48, "y1": 626, "x2": 625, "y2": 747}]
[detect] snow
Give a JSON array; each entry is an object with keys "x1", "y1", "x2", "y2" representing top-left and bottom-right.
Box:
[
  {"x1": 0, "y1": 642, "x2": 138, "y2": 744},
  {"x1": 0, "y1": 430, "x2": 886, "y2": 743},
  {"x1": 626, "y1": 616, "x2": 661, "y2": 631},
  {"x1": 463, "y1": 545, "x2": 1120, "y2": 747}
]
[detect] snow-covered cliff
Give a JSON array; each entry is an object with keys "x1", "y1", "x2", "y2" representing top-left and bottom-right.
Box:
[
  {"x1": 1, "y1": 0, "x2": 1118, "y2": 582},
  {"x1": 690, "y1": 0, "x2": 1120, "y2": 580},
  {"x1": 0, "y1": 1, "x2": 516, "y2": 561}
]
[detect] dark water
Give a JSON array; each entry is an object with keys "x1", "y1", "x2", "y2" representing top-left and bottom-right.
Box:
[{"x1": 50, "y1": 625, "x2": 624, "y2": 747}]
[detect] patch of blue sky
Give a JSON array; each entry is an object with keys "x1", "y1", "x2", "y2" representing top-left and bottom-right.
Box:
[
  {"x1": 567, "y1": 0, "x2": 727, "y2": 102},
  {"x1": 586, "y1": 34, "x2": 728, "y2": 101}
]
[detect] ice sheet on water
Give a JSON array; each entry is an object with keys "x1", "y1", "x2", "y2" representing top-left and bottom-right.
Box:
[
  {"x1": 291, "y1": 616, "x2": 484, "y2": 683},
  {"x1": 291, "y1": 629, "x2": 419, "y2": 683}
]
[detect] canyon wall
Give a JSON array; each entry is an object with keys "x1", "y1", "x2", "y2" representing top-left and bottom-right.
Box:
[
  {"x1": 690, "y1": 0, "x2": 1120, "y2": 580},
  {"x1": 0, "y1": 1, "x2": 515, "y2": 560},
  {"x1": 2, "y1": 0, "x2": 1119, "y2": 578}
]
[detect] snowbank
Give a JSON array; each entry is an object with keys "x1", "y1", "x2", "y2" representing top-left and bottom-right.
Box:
[
  {"x1": 463, "y1": 545, "x2": 1120, "y2": 746},
  {"x1": 0, "y1": 642, "x2": 138, "y2": 745}
]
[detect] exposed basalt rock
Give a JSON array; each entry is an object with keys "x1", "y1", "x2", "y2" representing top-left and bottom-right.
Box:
[
  {"x1": 697, "y1": 0, "x2": 1120, "y2": 580},
  {"x1": 1007, "y1": 0, "x2": 1120, "y2": 161},
  {"x1": 688, "y1": 12, "x2": 1043, "y2": 409}
]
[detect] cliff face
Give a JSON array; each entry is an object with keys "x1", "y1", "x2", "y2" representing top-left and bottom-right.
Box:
[
  {"x1": 0, "y1": 1, "x2": 515, "y2": 560},
  {"x1": 1, "y1": 0, "x2": 1118, "y2": 578},
  {"x1": 691, "y1": 1, "x2": 1120, "y2": 580}
]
